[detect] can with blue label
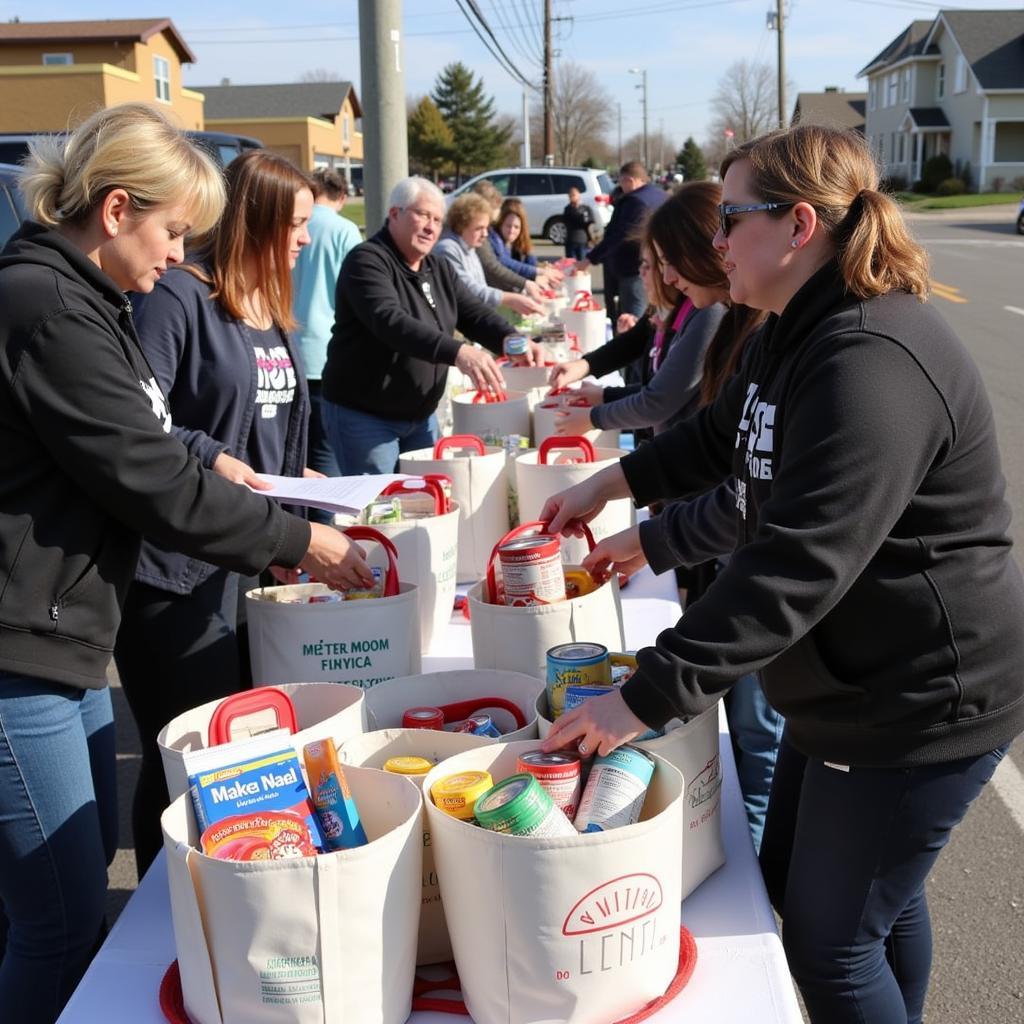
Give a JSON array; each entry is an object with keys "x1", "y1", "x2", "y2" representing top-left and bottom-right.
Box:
[
  {"x1": 562, "y1": 685, "x2": 615, "y2": 714},
  {"x1": 546, "y1": 642, "x2": 611, "y2": 719},
  {"x1": 573, "y1": 745, "x2": 656, "y2": 833},
  {"x1": 453, "y1": 713, "x2": 502, "y2": 738}
]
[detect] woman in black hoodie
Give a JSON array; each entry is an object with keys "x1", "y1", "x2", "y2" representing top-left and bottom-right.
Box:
[
  {"x1": 0, "y1": 103, "x2": 370, "y2": 1024},
  {"x1": 540, "y1": 125, "x2": 1024, "y2": 1023}
]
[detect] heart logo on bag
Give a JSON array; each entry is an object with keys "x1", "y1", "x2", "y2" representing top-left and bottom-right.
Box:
[{"x1": 562, "y1": 873, "x2": 663, "y2": 936}]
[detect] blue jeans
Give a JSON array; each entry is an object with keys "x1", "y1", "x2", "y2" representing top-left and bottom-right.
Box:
[
  {"x1": 725, "y1": 672, "x2": 784, "y2": 853},
  {"x1": 306, "y1": 382, "x2": 340, "y2": 524},
  {"x1": 617, "y1": 273, "x2": 648, "y2": 318},
  {"x1": 760, "y1": 735, "x2": 1008, "y2": 1024},
  {"x1": 322, "y1": 400, "x2": 438, "y2": 475},
  {"x1": 0, "y1": 675, "x2": 117, "y2": 1023},
  {"x1": 565, "y1": 242, "x2": 587, "y2": 261}
]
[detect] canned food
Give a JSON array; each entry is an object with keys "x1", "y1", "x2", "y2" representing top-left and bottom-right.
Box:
[
  {"x1": 563, "y1": 568, "x2": 597, "y2": 599},
  {"x1": 516, "y1": 750, "x2": 583, "y2": 819},
  {"x1": 609, "y1": 652, "x2": 638, "y2": 685},
  {"x1": 452, "y1": 713, "x2": 502, "y2": 738},
  {"x1": 383, "y1": 756, "x2": 434, "y2": 777},
  {"x1": 432, "y1": 770, "x2": 495, "y2": 821},
  {"x1": 546, "y1": 642, "x2": 611, "y2": 718},
  {"x1": 499, "y1": 535, "x2": 565, "y2": 607},
  {"x1": 504, "y1": 335, "x2": 529, "y2": 357},
  {"x1": 474, "y1": 773, "x2": 577, "y2": 837},
  {"x1": 402, "y1": 706, "x2": 445, "y2": 731},
  {"x1": 563, "y1": 685, "x2": 615, "y2": 714},
  {"x1": 344, "y1": 565, "x2": 384, "y2": 601},
  {"x1": 573, "y1": 745, "x2": 656, "y2": 833}
]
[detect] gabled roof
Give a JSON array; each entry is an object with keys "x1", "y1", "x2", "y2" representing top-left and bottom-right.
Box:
[
  {"x1": 930, "y1": 10, "x2": 1024, "y2": 90},
  {"x1": 0, "y1": 18, "x2": 195, "y2": 64},
  {"x1": 197, "y1": 82, "x2": 362, "y2": 122},
  {"x1": 858, "y1": 19, "x2": 937, "y2": 77},
  {"x1": 791, "y1": 91, "x2": 866, "y2": 133}
]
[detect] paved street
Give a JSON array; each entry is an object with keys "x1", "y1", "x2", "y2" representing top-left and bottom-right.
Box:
[{"x1": 105, "y1": 210, "x2": 1024, "y2": 1023}]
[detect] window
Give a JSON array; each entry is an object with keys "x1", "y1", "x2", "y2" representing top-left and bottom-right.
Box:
[
  {"x1": 994, "y1": 123, "x2": 1024, "y2": 163},
  {"x1": 42, "y1": 53, "x2": 72, "y2": 65},
  {"x1": 342, "y1": 114, "x2": 350, "y2": 144},
  {"x1": 511, "y1": 173, "x2": 552, "y2": 197},
  {"x1": 153, "y1": 55, "x2": 171, "y2": 103},
  {"x1": 954, "y1": 54, "x2": 967, "y2": 94},
  {"x1": 901, "y1": 69, "x2": 910, "y2": 103},
  {"x1": 897, "y1": 133, "x2": 906, "y2": 163},
  {"x1": 552, "y1": 174, "x2": 586, "y2": 193},
  {"x1": 481, "y1": 173, "x2": 512, "y2": 196},
  {"x1": 887, "y1": 72, "x2": 898, "y2": 107},
  {"x1": 936, "y1": 63, "x2": 945, "y2": 99},
  {"x1": 868, "y1": 80, "x2": 876, "y2": 111}
]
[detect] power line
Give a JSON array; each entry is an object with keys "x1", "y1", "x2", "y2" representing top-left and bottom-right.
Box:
[
  {"x1": 487, "y1": 1, "x2": 543, "y2": 70},
  {"x1": 515, "y1": 0, "x2": 546, "y2": 57},
  {"x1": 454, "y1": 0, "x2": 536, "y2": 88}
]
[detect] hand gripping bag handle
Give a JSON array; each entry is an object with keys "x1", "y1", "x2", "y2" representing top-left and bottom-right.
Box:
[
  {"x1": 539, "y1": 435, "x2": 596, "y2": 465},
  {"x1": 471, "y1": 389, "x2": 508, "y2": 404},
  {"x1": 434, "y1": 434, "x2": 485, "y2": 458},
  {"x1": 380, "y1": 477, "x2": 447, "y2": 516},
  {"x1": 484, "y1": 519, "x2": 596, "y2": 604},
  {"x1": 341, "y1": 526, "x2": 401, "y2": 597},
  {"x1": 207, "y1": 687, "x2": 298, "y2": 746},
  {"x1": 437, "y1": 696, "x2": 527, "y2": 730}
]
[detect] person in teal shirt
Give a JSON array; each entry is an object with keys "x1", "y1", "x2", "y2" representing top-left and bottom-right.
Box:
[{"x1": 292, "y1": 168, "x2": 362, "y2": 504}]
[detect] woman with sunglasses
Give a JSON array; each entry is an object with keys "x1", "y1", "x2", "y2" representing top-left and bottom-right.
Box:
[{"x1": 541, "y1": 124, "x2": 1023, "y2": 1024}]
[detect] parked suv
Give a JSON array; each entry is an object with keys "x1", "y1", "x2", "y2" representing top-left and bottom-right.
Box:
[
  {"x1": 0, "y1": 162, "x2": 28, "y2": 249},
  {"x1": 447, "y1": 167, "x2": 614, "y2": 244},
  {"x1": 185, "y1": 130, "x2": 263, "y2": 168}
]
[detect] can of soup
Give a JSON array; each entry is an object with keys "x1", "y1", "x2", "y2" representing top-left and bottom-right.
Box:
[
  {"x1": 402, "y1": 706, "x2": 445, "y2": 731},
  {"x1": 474, "y1": 773, "x2": 577, "y2": 837},
  {"x1": 563, "y1": 685, "x2": 615, "y2": 714},
  {"x1": 383, "y1": 756, "x2": 434, "y2": 777},
  {"x1": 431, "y1": 770, "x2": 495, "y2": 821},
  {"x1": 573, "y1": 745, "x2": 656, "y2": 833},
  {"x1": 452, "y1": 713, "x2": 502, "y2": 738},
  {"x1": 503, "y1": 335, "x2": 529, "y2": 357},
  {"x1": 498, "y1": 534, "x2": 565, "y2": 606},
  {"x1": 516, "y1": 750, "x2": 583, "y2": 819},
  {"x1": 546, "y1": 642, "x2": 611, "y2": 719}
]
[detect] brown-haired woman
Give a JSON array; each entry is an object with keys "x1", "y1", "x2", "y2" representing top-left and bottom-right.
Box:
[
  {"x1": 114, "y1": 149, "x2": 329, "y2": 873},
  {"x1": 540, "y1": 124, "x2": 1023, "y2": 1023},
  {"x1": 495, "y1": 197, "x2": 536, "y2": 270}
]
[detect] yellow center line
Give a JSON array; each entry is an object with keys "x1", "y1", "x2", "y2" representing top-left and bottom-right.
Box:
[{"x1": 930, "y1": 279, "x2": 968, "y2": 304}]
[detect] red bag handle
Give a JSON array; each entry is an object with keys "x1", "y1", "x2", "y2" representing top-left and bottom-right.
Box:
[
  {"x1": 438, "y1": 696, "x2": 527, "y2": 730},
  {"x1": 539, "y1": 436, "x2": 596, "y2": 465},
  {"x1": 471, "y1": 389, "x2": 508, "y2": 404},
  {"x1": 380, "y1": 477, "x2": 446, "y2": 516},
  {"x1": 411, "y1": 964, "x2": 469, "y2": 1015},
  {"x1": 484, "y1": 520, "x2": 596, "y2": 603},
  {"x1": 207, "y1": 687, "x2": 298, "y2": 747},
  {"x1": 433, "y1": 434, "x2": 485, "y2": 458},
  {"x1": 341, "y1": 526, "x2": 401, "y2": 596}
]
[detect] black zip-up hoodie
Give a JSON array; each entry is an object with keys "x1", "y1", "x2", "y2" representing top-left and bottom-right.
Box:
[
  {"x1": 0, "y1": 223, "x2": 310, "y2": 689},
  {"x1": 619, "y1": 260, "x2": 1024, "y2": 766},
  {"x1": 321, "y1": 223, "x2": 512, "y2": 421}
]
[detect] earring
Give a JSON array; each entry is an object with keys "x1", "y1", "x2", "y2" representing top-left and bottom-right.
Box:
[{"x1": 790, "y1": 240, "x2": 799, "y2": 249}]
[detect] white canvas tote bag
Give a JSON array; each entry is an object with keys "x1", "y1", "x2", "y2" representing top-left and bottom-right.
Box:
[{"x1": 451, "y1": 388, "x2": 530, "y2": 441}]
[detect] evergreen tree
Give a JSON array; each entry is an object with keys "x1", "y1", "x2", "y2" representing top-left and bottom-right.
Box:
[
  {"x1": 676, "y1": 137, "x2": 708, "y2": 181},
  {"x1": 408, "y1": 96, "x2": 454, "y2": 181},
  {"x1": 430, "y1": 62, "x2": 511, "y2": 180}
]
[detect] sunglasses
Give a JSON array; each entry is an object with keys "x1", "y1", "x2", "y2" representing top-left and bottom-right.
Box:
[{"x1": 718, "y1": 201, "x2": 795, "y2": 238}]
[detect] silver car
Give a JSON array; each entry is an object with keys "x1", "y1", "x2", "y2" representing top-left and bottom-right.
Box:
[{"x1": 447, "y1": 166, "x2": 614, "y2": 245}]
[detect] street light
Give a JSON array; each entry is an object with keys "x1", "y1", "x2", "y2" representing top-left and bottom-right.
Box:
[{"x1": 628, "y1": 67, "x2": 648, "y2": 171}]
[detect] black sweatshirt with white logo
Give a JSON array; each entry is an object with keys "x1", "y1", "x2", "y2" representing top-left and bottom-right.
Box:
[
  {"x1": 619, "y1": 260, "x2": 1024, "y2": 766},
  {"x1": 0, "y1": 223, "x2": 310, "y2": 689}
]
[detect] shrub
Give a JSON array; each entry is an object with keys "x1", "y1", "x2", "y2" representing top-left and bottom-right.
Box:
[
  {"x1": 921, "y1": 154, "x2": 954, "y2": 192},
  {"x1": 991, "y1": 176, "x2": 1006, "y2": 193},
  {"x1": 880, "y1": 174, "x2": 907, "y2": 193},
  {"x1": 1011, "y1": 176, "x2": 1024, "y2": 192},
  {"x1": 935, "y1": 177, "x2": 966, "y2": 196},
  {"x1": 912, "y1": 179, "x2": 930, "y2": 194}
]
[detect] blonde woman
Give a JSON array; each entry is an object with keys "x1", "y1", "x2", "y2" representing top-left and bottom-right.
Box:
[
  {"x1": 541, "y1": 124, "x2": 1023, "y2": 1023},
  {"x1": 0, "y1": 103, "x2": 369, "y2": 1023}
]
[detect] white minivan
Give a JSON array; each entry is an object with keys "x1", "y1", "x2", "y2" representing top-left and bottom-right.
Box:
[{"x1": 446, "y1": 166, "x2": 615, "y2": 244}]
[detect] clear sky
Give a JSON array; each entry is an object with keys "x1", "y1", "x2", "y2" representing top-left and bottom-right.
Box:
[{"x1": 7, "y1": 1, "x2": 1024, "y2": 151}]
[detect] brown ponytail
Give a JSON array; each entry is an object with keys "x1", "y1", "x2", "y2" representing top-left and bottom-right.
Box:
[{"x1": 721, "y1": 125, "x2": 929, "y2": 301}]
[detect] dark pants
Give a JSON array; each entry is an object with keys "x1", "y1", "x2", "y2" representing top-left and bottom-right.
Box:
[
  {"x1": 759, "y1": 734, "x2": 1008, "y2": 1024},
  {"x1": 565, "y1": 241, "x2": 587, "y2": 261},
  {"x1": 306, "y1": 380, "x2": 340, "y2": 524},
  {"x1": 114, "y1": 569, "x2": 255, "y2": 874}
]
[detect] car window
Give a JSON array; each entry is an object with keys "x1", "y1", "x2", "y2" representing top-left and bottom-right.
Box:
[
  {"x1": 513, "y1": 173, "x2": 553, "y2": 196},
  {"x1": 598, "y1": 173, "x2": 614, "y2": 194},
  {"x1": 552, "y1": 174, "x2": 586, "y2": 194},
  {"x1": 218, "y1": 144, "x2": 241, "y2": 166},
  {"x1": 0, "y1": 141, "x2": 30, "y2": 166},
  {"x1": 483, "y1": 174, "x2": 513, "y2": 196},
  {"x1": 0, "y1": 183, "x2": 22, "y2": 249}
]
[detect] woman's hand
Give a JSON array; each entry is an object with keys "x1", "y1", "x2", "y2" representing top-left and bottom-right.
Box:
[
  {"x1": 213, "y1": 452, "x2": 272, "y2": 489},
  {"x1": 578, "y1": 381, "x2": 604, "y2": 406},
  {"x1": 503, "y1": 292, "x2": 545, "y2": 317},
  {"x1": 539, "y1": 464, "x2": 628, "y2": 537},
  {"x1": 455, "y1": 344, "x2": 506, "y2": 395},
  {"x1": 582, "y1": 525, "x2": 647, "y2": 582},
  {"x1": 541, "y1": 688, "x2": 647, "y2": 759},
  {"x1": 554, "y1": 407, "x2": 594, "y2": 437},
  {"x1": 548, "y1": 359, "x2": 590, "y2": 392},
  {"x1": 303, "y1": 467, "x2": 326, "y2": 479},
  {"x1": 299, "y1": 524, "x2": 374, "y2": 591},
  {"x1": 524, "y1": 280, "x2": 545, "y2": 302},
  {"x1": 616, "y1": 312, "x2": 638, "y2": 333},
  {"x1": 268, "y1": 565, "x2": 302, "y2": 585}
]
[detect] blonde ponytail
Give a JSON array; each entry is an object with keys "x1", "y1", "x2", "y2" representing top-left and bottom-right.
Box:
[{"x1": 19, "y1": 135, "x2": 69, "y2": 226}]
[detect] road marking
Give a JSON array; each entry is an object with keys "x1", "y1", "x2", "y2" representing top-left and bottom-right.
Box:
[
  {"x1": 918, "y1": 239, "x2": 1024, "y2": 247},
  {"x1": 930, "y1": 280, "x2": 968, "y2": 304},
  {"x1": 992, "y1": 753, "x2": 1024, "y2": 835},
  {"x1": 1005, "y1": 306, "x2": 1024, "y2": 318}
]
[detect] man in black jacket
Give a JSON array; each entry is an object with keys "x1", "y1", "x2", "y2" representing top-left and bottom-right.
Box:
[{"x1": 322, "y1": 176, "x2": 522, "y2": 474}]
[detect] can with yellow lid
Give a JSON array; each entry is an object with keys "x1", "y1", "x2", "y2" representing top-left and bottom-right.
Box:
[
  {"x1": 431, "y1": 770, "x2": 494, "y2": 821},
  {"x1": 383, "y1": 755, "x2": 434, "y2": 777}
]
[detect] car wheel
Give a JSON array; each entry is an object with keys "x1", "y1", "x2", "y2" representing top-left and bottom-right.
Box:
[
  {"x1": 545, "y1": 218, "x2": 567, "y2": 245},
  {"x1": 1017, "y1": 214, "x2": 1024, "y2": 236}
]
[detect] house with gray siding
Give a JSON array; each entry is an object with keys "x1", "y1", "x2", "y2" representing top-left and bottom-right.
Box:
[{"x1": 858, "y1": 10, "x2": 1024, "y2": 190}]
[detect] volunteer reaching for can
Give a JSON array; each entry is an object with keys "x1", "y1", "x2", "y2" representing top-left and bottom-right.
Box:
[
  {"x1": 0, "y1": 103, "x2": 371, "y2": 1024},
  {"x1": 541, "y1": 123, "x2": 1024, "y2": 1024}
]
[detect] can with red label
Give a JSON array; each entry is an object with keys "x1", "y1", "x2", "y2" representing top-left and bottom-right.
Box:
[
  {"x1": 516, "y1": 750, "x2": 583, "y2": 819},
  {"x1": 402, "y1": 706, "x2": 445, "y2": 730},
  {"x1": 498, "y1": 534, "x2": 565, "y2": 606}
]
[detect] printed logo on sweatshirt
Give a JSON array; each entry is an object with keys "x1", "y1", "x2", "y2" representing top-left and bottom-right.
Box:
[
  {"x1": 736, "y1": 381, "x2": 775, "y2": 483},
  {"x1": 139, "y1": 377, "x2": 172, "y2": 433},
  {"x1": 255, "y1": 346, "x2": 296, "y2": 420}
]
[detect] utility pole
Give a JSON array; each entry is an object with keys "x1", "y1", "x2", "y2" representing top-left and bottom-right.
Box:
[
  {"x1": 629, "y1": 67, "x2": 648, "y2": 170},
  {"x1": 522, "y1": 86, "x2": 531, "y2": 166},
  {"x1": 617, "y1": 102, "x2": 622, "y2": 167},
  {"x1": 543, "y1": 0, "x2": 554, "y2": 165},
  {"x1": 775, "y1": 0, "x2": 787, "y2": 128},
  {"x1": 358, "y1": 0, "x2": 407, "y2": 232}
]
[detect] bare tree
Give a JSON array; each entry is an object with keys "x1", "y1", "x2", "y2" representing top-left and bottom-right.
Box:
[
  {"x1": 530, "y1": 61, "x2": 614, "y2": 166},
  {"x1": 622, "y1": 129, "x2": 676, "y2": 174},
  {"x1": 709, "y1": 60, "x2": 778, "y2": 144},
  {"x1": 298, "y1": 68, "x2": 341, "y2": 83}
]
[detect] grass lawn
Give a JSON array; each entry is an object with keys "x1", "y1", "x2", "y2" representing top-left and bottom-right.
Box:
[
  {"x1": 895, "y1": 191, "x2": 1022, "y2": 210},
  {"x1": 342, "y1": 196, "x2": 366, "y2": 233}
]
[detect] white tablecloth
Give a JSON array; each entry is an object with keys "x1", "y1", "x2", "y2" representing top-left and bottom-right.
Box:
[{"x1": 58, "y1": 565, "x2": 802, "y2": 1023}]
